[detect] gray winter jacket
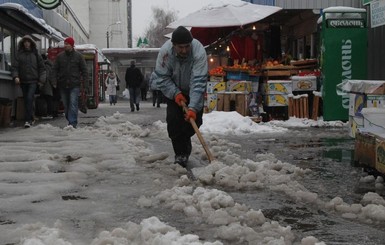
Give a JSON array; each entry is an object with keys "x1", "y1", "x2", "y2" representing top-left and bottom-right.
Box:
[{"x1": 154, "y1": 39, "x2": 208, "y2": 111}]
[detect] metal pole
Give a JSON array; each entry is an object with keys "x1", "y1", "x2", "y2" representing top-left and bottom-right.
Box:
[{"x1": 106, "y1": 31, "x2": 109, "y2": 48}]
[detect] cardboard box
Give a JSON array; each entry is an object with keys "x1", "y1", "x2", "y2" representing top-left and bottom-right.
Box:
[
  {"x1": 366, "y1": 95, "x2": 385, "y2": 109},
  {"x1": 217, "y1": 92, "x2": 249, "y2": 116},
  {"x1": 349, "y1": 115, "x2": 364, "y2": 138},
  {"x1": 354, "y1": 130, "x2": 377, "y2": 168},
  {"x1": 206, "y1": 93, "x2": 218, "y2": 112},
  {"x1": 346, "y1": 80, "x2": 385, "y2": 95},
  {"x1": 362, "y1": 108, "x2": 385, "y2": 133},
  {"x1": 264, "y1": 70, "x2": 291, "y2": 77},
  {"x1": 227, "y1": 80, "x2": 252, "y2": 93},
  {"x1": 209, "y1": 75, "x2": 225, "y2": 82},
  {"x1": 375, "y1": 137, "x2": 385, "y2": 174},
  {"x1": 291, "y1": 76, "x2": 317, "y2": 91},
  {"x1": 207, "y1": 82, "x2": 226, "y2": 93},
  {"x1": 226, "y1": 71, "x2": 249, "y2": 81},
  {"x1": 264, "y1": 80, "x2": 292, "y2": 94},
  {"x1": 371, "y1": 83, "x2": 385, "y2": 95},
  {"x1": 349, "y1": 93, "x2": 366, "y2": 117},
  {"x1": 264, "y1": 94, "x2": 289, "y2": 106}
]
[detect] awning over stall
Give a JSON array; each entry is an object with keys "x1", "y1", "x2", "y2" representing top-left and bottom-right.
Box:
[
  {"x1": 167, "y1": 0, "x2": 282, "y2": 29},
  {"x1": 0, "y1": 3, "x2": 51, "y2": 35},
  {"x1": 166, "y1": 0, "x2": 282, "y2": 59}
]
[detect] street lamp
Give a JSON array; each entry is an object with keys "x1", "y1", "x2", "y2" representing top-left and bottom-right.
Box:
[{"x1": 106, "y1": 21, "x2": 121, "y2": 48}]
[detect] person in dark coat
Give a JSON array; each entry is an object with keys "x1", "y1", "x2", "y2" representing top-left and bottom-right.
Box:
[
  {"x1": 125, "y1": 60, "x2": 143, "y2": 112},
  {"x1": 140, "y1": 74, "x2": 149, "y2": 101},
  {"x1": 149, "y1": 72, "x2": 162, "y2": 108},
  {"x1": 12, "y1": 35, "x2": 46, "y2": 128},
  {"x1": 52, "y1": 37, "x2": 88, "y2": 128},
  {"x1": 40, "y1": 54, "x2": 55, "y2": 119}
]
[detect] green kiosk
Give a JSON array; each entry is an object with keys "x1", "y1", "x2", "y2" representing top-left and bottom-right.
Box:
[{"x1": 320, "y1": 7, "x2": 367, "y2": 121}]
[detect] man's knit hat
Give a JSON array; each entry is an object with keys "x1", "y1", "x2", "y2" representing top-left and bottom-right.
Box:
[
  {"x1": 64, "y1": 37, "x2": 75, "y2": 47},
  {"x1": 171, "y1": 26, "x2": 193, "y2": 44}
]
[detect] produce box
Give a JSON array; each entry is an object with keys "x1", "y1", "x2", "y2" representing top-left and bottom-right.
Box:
[
  {"x1": 248, "y1": 75, "x2": 260, "y2": 83},
  {"x1": 340, "y1": 80, "x2": 385, "y2": 95},
  {"x1": 366, "y1": 95, "x2": 385, "y2": 109},
  {"x1": 354, "y1": 129, "x2": 377, "y2": 168},
  {"x1": 209, "y1": 75, "x2": 225, "y2": 82},
  {"x1": 291, "y1": 76, "x2": 317, "y2": 91},
  {"x1": 349, "y1": 115, "x2": 364, "y2": 138},
  {"x1": 376, "y1": 136, "x2": 385, "y2": 174},
  {"x1": 264, "y1": 94, "x2": 289, "y2": 106},
  {"x1": 207, "y1": 81, "x2": 226, "y2": 93},
  {"x1": 206, "y1": 93, "x2": 218, "y2": 112},
  {"x1": 226, "y1": 71, "x2": 250, "y2": 81},
  {"x1": 264, "y1": 80, "x2": 292, "y2": 95},
  {"x1": 361, "y1": 108, "x2": 385, "y2": 133},
  {"x1": 227, "y1": 80, "x2": 252, "y2": 93},
  {"x1": 264, "y1": 69, "x2": 291, "y2": 77},
  {"x1": 349, "y1": 93, "x2": 366, "y2": 117}
]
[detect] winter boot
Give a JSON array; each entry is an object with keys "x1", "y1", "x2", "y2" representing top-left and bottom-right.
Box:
[{"x1": 174, "y1": 155, "x2": 188, "y2": 168}]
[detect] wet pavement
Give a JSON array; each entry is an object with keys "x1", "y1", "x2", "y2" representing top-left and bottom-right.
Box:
[{"x1": 4, "y1": 98, "x2": 385, "y2": 244}]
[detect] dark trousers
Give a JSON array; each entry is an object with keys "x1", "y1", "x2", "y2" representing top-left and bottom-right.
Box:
[
  {"x1": 20, "y1": 83, "x2": 37, "y2": 122},
  {"x1": 166, "y1": 97, "x2": 203, "y2": 156},
  {"x1": 128, "y1": 87, "x2": 140, "y2": 110},
  {"x1": 141, "y1": 88, "x2": 147, "y2": 101},
  {"x1": 152, "y1": 90, "x2": 162, "y2": 106},
  {"x1": 41, "y1": 94, "x2": 53, "y2": 116}
]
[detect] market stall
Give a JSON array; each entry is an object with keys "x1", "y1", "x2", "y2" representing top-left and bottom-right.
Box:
[{"x1": 167, "y1": 0, "x2": 323, "y2": 121}]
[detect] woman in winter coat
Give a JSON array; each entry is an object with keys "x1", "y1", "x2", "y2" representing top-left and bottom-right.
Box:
[
  {"x1": 12, "y1": 35, "x2": 46, "y2": 128},
  {"x1": 105, "y1": 71, "x2": 118, "y2": 105}
]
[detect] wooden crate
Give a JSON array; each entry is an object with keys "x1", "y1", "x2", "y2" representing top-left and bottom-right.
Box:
[
  {"x1": 217, "y1": 92, "x2": 249, "y2": 116},
  {"x1": 264, "y1": 70, "x2": 291, "y2": 77},
  {"x1": 354, "y1": 131, "x2": 377, "y2": 168},
  {"x1": 376, "y1": 137, "x2": 385, "y2": 174}
]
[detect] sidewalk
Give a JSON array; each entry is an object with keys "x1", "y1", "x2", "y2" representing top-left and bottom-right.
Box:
[{"x1": 8, "y1": 98, "x2": 167, "y2": 129}]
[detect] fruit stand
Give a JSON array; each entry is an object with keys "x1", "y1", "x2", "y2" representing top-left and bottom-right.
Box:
[{"x1": 205, "y1": 58, "x2": 321, "y2": 121}]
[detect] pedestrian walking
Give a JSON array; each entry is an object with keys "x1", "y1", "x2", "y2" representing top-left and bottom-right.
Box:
[
  {"x1": 149, "y1": 72, "x2": 162, "y2": 108},
  {"x1": 39, "y1": 54, "x2": 55, "y2": 119},
  {"x1": 153, "y1": 26, "x2": 208, "y2": 167},
  {"x1": 140, "y1": 74, "x2": 149, "y2": 101},
  {"x1": 52, "y1": 37, "x2": 88, "y2": 128},
  {"x1": 12, "y1": 35, "x2": 46, "y2": 128},
  {"x1": 125, "y1": 60, "x2": 143, "y2": 111},
  {"x1": 105, "y1": 70, "x2": 118, "y2": 105}
]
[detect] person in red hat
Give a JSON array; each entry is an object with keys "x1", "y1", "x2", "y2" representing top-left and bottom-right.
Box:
[{"x1": 52, "y1": 37, "x2": 88, "y2": 128}]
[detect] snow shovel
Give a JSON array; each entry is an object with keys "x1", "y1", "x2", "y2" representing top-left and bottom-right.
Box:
[{"x1": 181, "y1": 101, "x2": 214, "y2": 163}]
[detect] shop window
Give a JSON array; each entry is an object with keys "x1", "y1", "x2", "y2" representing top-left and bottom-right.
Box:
[{"x1": 0, "y1": 27, "x2": 12, "y2": 71}]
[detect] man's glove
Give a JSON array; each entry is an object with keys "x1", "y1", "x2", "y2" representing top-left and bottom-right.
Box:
[
  {"x1": 185, "y1": 109, "x2": 196, "y2": 121},
  {"x1": 175, "y1": 93, "x2": 187, "y2": 107}
]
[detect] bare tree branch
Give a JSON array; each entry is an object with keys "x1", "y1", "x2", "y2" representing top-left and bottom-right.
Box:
[{"x1": 143, "y1": 7, "x2": 177, "y2": 48}]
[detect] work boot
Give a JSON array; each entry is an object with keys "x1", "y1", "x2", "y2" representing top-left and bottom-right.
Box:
[{"x1": 174, "y1": 155, "x2": 189, "y2": 168}]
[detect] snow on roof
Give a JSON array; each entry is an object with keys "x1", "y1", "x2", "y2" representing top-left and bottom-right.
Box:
[
  {"x1": 102, "y1": 48, "x2": 160, "y2": 55},
  {"x1": 0, "y1": 2, "x2": 63, "y2": 40},
  {"x1": 323, "y1": 6, "x2": 366, "y2": 13}
]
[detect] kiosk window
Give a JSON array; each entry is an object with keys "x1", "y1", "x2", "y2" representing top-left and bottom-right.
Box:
[{"x1": 0, "y1": 27, "x2": 12, "y2": 71}]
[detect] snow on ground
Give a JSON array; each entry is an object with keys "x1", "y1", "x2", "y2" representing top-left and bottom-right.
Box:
[{"x1": 0, "y1": 111, "x2": 383, "y2": 244}]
